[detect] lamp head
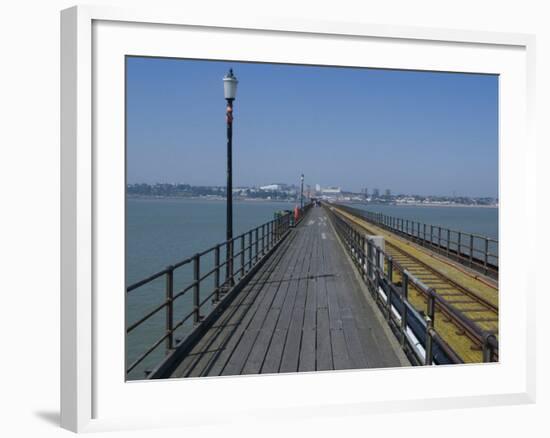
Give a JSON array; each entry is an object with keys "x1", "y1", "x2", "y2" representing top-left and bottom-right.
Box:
[{"x1": 223, "y1": 69, "x2": 238, "y2": 100}]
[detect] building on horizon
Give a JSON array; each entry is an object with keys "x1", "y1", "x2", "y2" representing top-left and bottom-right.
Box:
[
  {"x1": 260, "y1": 183, "x2": 284, "y2": 191},
  {"x1": 321, "y1": 186, "x2": 342, "y2": 195}
]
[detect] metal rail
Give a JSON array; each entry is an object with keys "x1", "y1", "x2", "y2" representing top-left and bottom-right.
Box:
[
  {"x1": 334, "y1": 204, "x2": 499, "y2": 345},
  {"x1": 385, "y1": 244, "x2": 498, "y2": 313},
  {"x1": 382, "y1": 243, "x2": 499, "y2": 342},
  {"x1": 336, "y1": 204, "x2": 499, "y2": 279},
  {"x1": 325, "y1": 205, "x2": 498, "y2": 365},
  {"x1": 126, "y1": 204, "x2": 312, "y2": 377}
]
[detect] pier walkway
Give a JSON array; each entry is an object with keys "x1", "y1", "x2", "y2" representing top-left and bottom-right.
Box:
[
  {"x1": 166, "y1": 206, "x2": 408, "y2": 377},
  {"x1": 127, "y1": 201, "x2": 499, "y2": 380}
]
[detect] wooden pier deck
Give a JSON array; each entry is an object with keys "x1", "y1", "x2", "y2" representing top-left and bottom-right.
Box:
[{"x1": 167, "y1": 206, "x2": 409, "y2": 378}]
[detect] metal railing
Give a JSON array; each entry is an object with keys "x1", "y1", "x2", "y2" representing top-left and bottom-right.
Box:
[
  {"x1": 335, "y1": 204, "x2": 499, "y2": 279},
  {"x1": 126, "y1": 203, "x2": 312, "y2": 377},
  {"x1": 326, "y1": 206, "x2": 498, "y2": 365}
]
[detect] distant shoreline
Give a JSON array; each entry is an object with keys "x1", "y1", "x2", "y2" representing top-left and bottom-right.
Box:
[
  {"x1": 127, "y1": 195, "x2": 296, "y2": 203},
  {"x1": 127, "y1": 196, "x2": 497, "y2": 209},
  {"x1": 354, "y1": 202, "x2": 498, "y2": 209}
]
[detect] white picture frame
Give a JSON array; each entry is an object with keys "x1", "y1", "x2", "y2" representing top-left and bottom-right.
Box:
[{"x1": 60, "y1": 4, "x2": 536, "y2": 433}]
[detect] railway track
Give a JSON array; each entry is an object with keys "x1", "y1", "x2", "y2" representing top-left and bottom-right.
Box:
[{"x1": 330, "y1": 206, "x2": 499, "y2": 361}]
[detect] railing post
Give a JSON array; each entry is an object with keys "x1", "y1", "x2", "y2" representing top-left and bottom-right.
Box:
[
  {"x1": 469, "y1": 234, "x2": 474, "y2": 267},
  {"x1": 447, "y1": 229, "x2": 451, "y2": 256},
  {"x1": 483, "y1": 238, "x2": 489, "y2": 274},
  {"x1": 402, "y1": 271, "x2": 409, "y2": 300},
  {"x1": 165, "y1": 266, "x2": 174, "y2": 352},
  {"x1": 367, "y1": 239, "x2": 373, "y2": 281},
  {"x1": 430, "y1": 225, "x2": 433, "y2": 246},
  {"x1": 425, "y1": 288, "x2": 436, "y2": 365},
  {"x1": 261, "y1": 224, "x2": 265, "y2": 256},
  {"x1": 400, "y1": 272, "x2": 409, "y2": 346},
  {"x1": 438, "y1": 226, "x2": 441, "y2": 248},
  {"x1": 374, "y1": 246, "x2": 382, "y2": 304},
  {"x1": 386, "y1": 256, "x2": 393, "y2": 321},
  {"x1": 374, "y1": 251, "x2": 381, "y2": 305},
  {"x1": 423, "y1": 223, "x2": 426, "y2": 245},
  {"x1": 193, "y1": 254, "x2": 201, "y2": 324},
  {"x1": 214, "y1": 245, "x2": 221, "y2": 302},
  {"x1": 482, "y1": 333, "x2": 498, "y2": 362},
  {"x1": 360, "y1": 235, "x2": 366, "y2": 280},
  {"x1": 357, "y1": 232, "x2": 361, "y2": 266},
  {"x1": 240, "y1": 234, "x2": 245, "y2": 278},
  {"x1": 255, "y1": 228, "x2": 259, "y2": 263},
  {"x1": 458, "y1": 232, "x2": 462, "y2": 258},
  {"x1": 248, "y1": 231, "x2": 253, "y2": 270}
]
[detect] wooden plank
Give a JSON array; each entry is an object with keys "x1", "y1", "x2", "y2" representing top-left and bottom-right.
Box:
[
  {"x1": 340, "y1": 308, "x2": 369, "y2": 369},
  {"x1": 326, "y1": 281, "x2": 343, "y2": 330},
  {"x1": 260, "y1": 329, "x2": 287, "y2": 373},
  {"x1": 316, "y1": 307, "x2": 333, "y2": 371},
  {"x1": 298, "y1": 328, "x2": 316, "y2": 372},
  {"x1": 302, "y1": 244, "x2": 319, "y2": 331},
  {"x1": 331, "y1": 329, "x2": 352, "y2": 370}
]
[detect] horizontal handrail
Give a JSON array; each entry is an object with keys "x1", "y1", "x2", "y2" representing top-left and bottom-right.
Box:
[{"x1": 126, "y1": 202, "x2": 313, "y2": 377}]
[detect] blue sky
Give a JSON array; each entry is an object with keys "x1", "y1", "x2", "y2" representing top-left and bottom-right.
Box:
[{"x1": 126, "y1": 57, "x2": 498, "y2": 197}]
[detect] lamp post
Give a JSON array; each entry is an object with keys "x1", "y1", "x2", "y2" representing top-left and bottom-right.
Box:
[
  {"x1": 223, "y1": 69, "x2": 238, "y2": 286},
  {"x1": 300, "y1": 174, "x2": 304, "y2": 209}
]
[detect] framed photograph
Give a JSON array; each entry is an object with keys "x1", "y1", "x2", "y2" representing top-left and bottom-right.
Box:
[{"x1": 61, "y1": 5, "x2": 536, "y2": 432}]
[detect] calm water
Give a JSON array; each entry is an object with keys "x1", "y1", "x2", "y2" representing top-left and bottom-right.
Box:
[
  {"x1": 126, "y1": 198, "x2": 294, "y2": 379},
  {"x1": 346, "y1": 203, "x2": 498, "y2": 240},
  {"x1": 126, "y1": 198, "x2": 498, "y2": 379}
]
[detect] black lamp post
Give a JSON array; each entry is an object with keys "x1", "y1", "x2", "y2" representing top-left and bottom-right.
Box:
[
  {"x1": 223, "y1": 69, "x2": 238, "y2": 285},
  {"x1": 300, "y1": 174, "x2": 304, "y2": 209}
]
